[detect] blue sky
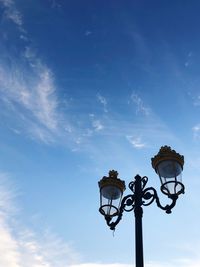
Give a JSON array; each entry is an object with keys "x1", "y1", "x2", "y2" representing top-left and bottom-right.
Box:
[{"x1": 0, "y1": 0, "x2": 200, "y2": 266}]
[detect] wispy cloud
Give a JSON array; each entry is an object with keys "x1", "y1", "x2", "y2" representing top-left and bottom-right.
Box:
[
  {"x1": 16, "y1": 229, "x2": 79, "y2": 267},
  {"x1": 97, "y1": 93, "x2": 108, "y2": 113},
  {"x1": 0, "y1": 0, "x2": 84, "y2": 147},
  {"x1": 0, "y1": 0, "x2": 23, "y2": 28},
  {"x1": 0, "y1": 172, "x2": 79, "y2": 267},
  {"x1": 49, "y1": 0, "x2": 61, "y2": 8},
  {"x1": 184, "y1": 51, "x2": 193, "y2": 68},
  {"x1": 89, "y1": 114, "x2": 104, "y2": 132},
  {"x1": 0, "y1": 0, "x2": 71, "y2": 144},
  {"x1": 85, "y1": 31, "x2": 92, "y2": 36},
  {"x1": 192, "y1": 124, "x2": 200, "y2": 139},
  {"x1": 129, "y1": 92, "x2": 150, "y2": 116},
  {"x1": 92, "y1": 120, "x2": 104, "y2": 131},
  {"x1": 126, "y1": 135, "x2": 146, "y2": 149},
  {"x1": 193, "y1": 95, "x2": 200, "y2": 106},
  {"x1": 0, "y1": 53, "x2": 61, "y2": 142}
]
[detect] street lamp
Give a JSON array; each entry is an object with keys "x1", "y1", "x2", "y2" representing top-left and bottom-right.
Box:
[{"x1": 98, "y1": 146, "x2": 184, "y2": 267}]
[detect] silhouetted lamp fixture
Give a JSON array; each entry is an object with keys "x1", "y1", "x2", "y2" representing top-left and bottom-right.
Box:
[
  {"x1": 99, "y1": 170, "x2": 126, "y2": 218},
  {"x1": 152, "y1": 146, "x2": 184, "y2": 196},
  {"x1": 98, "y1": 146, "x2": 184, "y2": 267}
]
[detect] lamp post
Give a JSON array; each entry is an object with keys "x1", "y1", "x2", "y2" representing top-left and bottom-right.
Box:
[{"x1": 98, "y1": 146, "x2": 184, "y2": 267}]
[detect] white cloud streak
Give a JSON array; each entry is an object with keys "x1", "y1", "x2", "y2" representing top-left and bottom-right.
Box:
[
  {"x1": 193, "y1": 95, "x2": 200, "y2": 106},
  {"x1": 0, "y1": 55, "x2": 60, "y2": 142},
  {"x1": 0, "y1": 0, "x2": 69, "y2": 144},
  {"x1": 0, "y1": 0, "x2": 23, "y2": 27},
  {"x1": 192, "y1": 124, "x2": 200, "y2": 139},
  {"x1": 0, "y1": 172, "x2": 79, "y2": 267},
  {"x1": 130, "y1": 92, "x2": 150, "y2": 116},
  {"x1": 126, "y1": 135, "x2": 146, "y2": 149},
  {"x1": 89, "y1": 114, "x2": 104, "y2": 132},
  {"x1": 92, "y1": 120, "x2": 104, "y2": 131},
  {"x1": 97, "y1": 93, "x2": 108, "y2": 113},
  {"x1": 49, "y1": 0, "x2": 61, "y2": 8}
]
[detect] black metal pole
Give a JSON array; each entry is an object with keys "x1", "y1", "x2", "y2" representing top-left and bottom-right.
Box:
[{"x1": 134, "y1": 175, "x2": 144, "y2": 267}]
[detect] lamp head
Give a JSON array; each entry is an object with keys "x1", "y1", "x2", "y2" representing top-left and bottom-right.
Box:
[
  {"x1": 98, "y1": 170, "x2": 126, "y2": 217},
  {"x1": 151, "y1": 146, "x2": 184, "y2": 196}
]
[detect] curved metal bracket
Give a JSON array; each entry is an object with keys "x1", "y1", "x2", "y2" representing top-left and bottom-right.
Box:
[
  {"x1": 142, "y1": 187, "x2": 178, "y2": 214},
  {"x1": 105, "y1": 194, "x2": 135, "y2": 230}
]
